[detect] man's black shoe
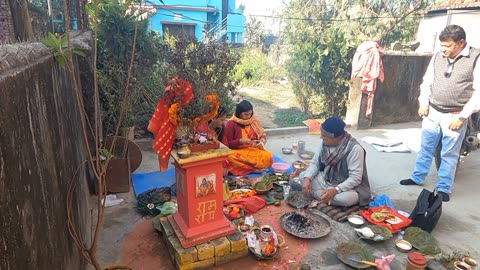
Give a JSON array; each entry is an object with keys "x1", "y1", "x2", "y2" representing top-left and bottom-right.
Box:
[
  {"x1": 437, "y1": 191, "x2": 450, "y2": 202},
  {"x1": 400, "y1": 179, "x2": 418, "y2": 185}
]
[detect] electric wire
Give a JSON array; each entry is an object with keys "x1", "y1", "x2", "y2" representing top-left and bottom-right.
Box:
[{"x1": 151, "y1": 4, "x2": 480, "y2": 31}]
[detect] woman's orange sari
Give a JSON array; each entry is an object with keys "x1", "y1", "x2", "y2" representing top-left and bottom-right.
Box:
[{"x1": 227, "y1": 117, "x2": 273, "y2": 175}]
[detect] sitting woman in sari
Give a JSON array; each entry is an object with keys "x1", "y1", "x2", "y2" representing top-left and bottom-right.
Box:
[{"x1": 224, "y1": 100, "x2": 274, "y2": 175}]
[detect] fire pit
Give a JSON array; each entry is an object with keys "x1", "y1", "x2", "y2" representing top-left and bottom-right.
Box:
[{"x1": 280, "y1": 211, "x2": 331, "y2": 239}]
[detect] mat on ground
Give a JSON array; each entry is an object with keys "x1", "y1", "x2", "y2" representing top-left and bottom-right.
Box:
[
  {"x1": 132, "y1": 155, "x2": 293, "y2": 196},
  {"x1": 303, "y1": 119, "x2": 323, "y2": 134},
  {"x1": 360, "y1": 136, "x2": 411, "y2": 153},
  {"x1": 132, "y1": 169, "x2": 176, "y2": 197}
]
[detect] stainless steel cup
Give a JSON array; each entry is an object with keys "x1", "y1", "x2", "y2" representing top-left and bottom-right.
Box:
[{"x1": 298, "y1": 140, "x2": 306, "y2": 153}]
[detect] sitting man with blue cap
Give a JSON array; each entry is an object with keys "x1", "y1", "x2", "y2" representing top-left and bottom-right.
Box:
[{"x1": 300, "y1": 116, "x2": 371, "y2": 207}]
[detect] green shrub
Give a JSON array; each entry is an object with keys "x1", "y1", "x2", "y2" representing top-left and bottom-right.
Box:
[
  {"x1": 234, "y1": 49, "x2": 276, "y2": 86},
  {"x1": 97, "y1": 0, "x2": 163, "y2": 135}
]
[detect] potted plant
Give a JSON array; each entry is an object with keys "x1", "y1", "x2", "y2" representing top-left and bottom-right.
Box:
[
  {"x1": 57, "y1": 1, "x2": 154, "y2": 269},
  {"x1": 97, "y1": 136, "x2": 137, "y2": 194}
]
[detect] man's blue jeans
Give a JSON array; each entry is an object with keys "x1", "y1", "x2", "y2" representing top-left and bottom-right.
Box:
[{"x1": 411, "y1": 106, "x2": 467, "y2": 193}]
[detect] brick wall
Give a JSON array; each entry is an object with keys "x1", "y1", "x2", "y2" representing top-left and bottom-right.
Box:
[{"x1": 0, "y1": 0, "x2": 15, "y2": 42}]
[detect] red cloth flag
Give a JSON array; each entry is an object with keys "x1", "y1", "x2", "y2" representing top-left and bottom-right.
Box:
[{"x1": 147, "y1": 77, "x2": 193, "y2": 171}]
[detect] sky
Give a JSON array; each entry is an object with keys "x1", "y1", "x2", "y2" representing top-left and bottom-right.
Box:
[
  {"x1": 237, "y1": 0, "x2": 290, "y2": 16},
  {"x1": 236, "y1": 0, "x2": 290, "y2": 33}
]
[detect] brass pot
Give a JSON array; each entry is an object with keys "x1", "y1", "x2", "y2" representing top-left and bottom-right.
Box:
[
  {"x1": 293, "y1": 160, "x2": 306, "y2": 170},
  {"x1": 177, "y1": 143, "x2": 192, "y2": 159},
  {"x1": 463, "y1": 257, "x2": 477, "y2": 270}
]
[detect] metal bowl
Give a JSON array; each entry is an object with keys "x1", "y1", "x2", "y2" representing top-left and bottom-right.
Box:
[
  {"x1": 272, "y1": 162, "x2": 290, "y2": 173},
  {"x1": 253, "y1": 181, "x2": 273, "y2": 194},
  {"x1": 285, "y1": 190, "x2": 312, "y2": 209},
  {"x1": 282, "y1": 147, "x2": 293, "y2": 154},
  {"x1": 347, "y1": 215, "x2": 366, "y2": 228},
  {"x1": 299, "y1": 151, "x2": 314, "y2": 160},
  {"x1": 177, "y1": 152, "x2": 191, "y2": 159},
  {"x1": 336, "y1": 241, "x2": 374, "y2": 269},
  {"x1": 356, "y1": 225, "x2": 393, "y2": 242},
  {"x1": 293, "y1": 160, "x2": 306, "y2": 170},
  {"x1": 463, "y1": 257, "x2": 478, "y2": 268},
  {"x1": 395, "y1": 239, "x2": 412, "y2": 252},
  {"x1": 280, "y1": 211, "x2": 331, "y2": 239}
]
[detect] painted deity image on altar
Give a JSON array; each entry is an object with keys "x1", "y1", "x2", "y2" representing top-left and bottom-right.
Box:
[{"x1": 196, "y1": 173, "x2": 216, "y2": 197}]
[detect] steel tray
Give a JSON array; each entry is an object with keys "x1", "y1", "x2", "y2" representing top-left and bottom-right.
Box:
[{"x1": 279, "y1": 211, "x2": 331, "y2": 239}]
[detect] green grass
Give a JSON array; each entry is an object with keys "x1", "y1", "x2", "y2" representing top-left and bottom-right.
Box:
[
  {"x1": 273, "y1": 108, "x2": 310, "y2": 127},
  {"x1": 237, "y1": 80, "x2": 313, "y2": 128}
]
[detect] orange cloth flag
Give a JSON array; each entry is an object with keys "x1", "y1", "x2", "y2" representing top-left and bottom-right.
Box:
[{"x1": 147, "y1": 77, "x2": 194, "y2": 171}]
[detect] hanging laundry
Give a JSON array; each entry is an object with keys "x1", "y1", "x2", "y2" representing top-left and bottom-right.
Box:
[{"x1": 351, "y1": 41, "x2": 385, "y2": 116}]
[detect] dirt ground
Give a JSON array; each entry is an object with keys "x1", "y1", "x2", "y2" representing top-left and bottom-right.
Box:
[{"x1": 236, "y1": 83, "x2": 300, "y2": 129}]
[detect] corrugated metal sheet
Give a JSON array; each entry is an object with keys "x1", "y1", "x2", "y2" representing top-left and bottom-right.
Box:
[{"x1": 428, "y1": 0, "x2": 480, "y2": 12}]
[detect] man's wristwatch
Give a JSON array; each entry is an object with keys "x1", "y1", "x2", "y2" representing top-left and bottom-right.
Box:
[
  {"x1": 335, "y1": 186, "x2": 342, "y2": 193},
  {"x1": 459, "y1": 117, "x2": 467, "y2": 122}
]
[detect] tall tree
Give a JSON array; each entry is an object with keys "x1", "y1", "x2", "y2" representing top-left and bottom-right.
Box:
[
  {"x1": 244, "y1": 17, "x2": 266, "y2": 49},
  {"x1": 8, "y1": 0, "x2": 34, "y2": 41},
  {"x1": 327, "y1": 0, "x2": 425, "y2": 46}
]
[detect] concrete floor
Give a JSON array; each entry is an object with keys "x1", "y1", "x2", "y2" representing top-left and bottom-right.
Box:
[{"x1": 97, "y1": 121, "x2": 480, "y2": 269}]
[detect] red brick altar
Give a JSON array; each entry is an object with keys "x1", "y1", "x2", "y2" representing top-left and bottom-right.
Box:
[{"x1": 170, "y1": 143, "x2": 237, "y2": 248}]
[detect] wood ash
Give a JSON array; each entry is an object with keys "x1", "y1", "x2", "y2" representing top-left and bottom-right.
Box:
[
  {"x1": 282, "y1": 212, "x2": 329, "y2": 237},
  {"x1": 286, "y1": 191, "x2": 312, "y2": 208}
]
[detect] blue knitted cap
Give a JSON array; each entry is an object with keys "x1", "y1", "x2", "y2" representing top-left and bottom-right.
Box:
[{"x1": 321, "y1": 116, "x2": 346, "y2": 138}]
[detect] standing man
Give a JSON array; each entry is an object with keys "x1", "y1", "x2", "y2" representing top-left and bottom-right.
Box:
[
  {"x1": 300, "y1": 116, "x2": 371, "y2": 207},
  {"x1": 400, "y1": 25, "x2": 480, "y2": 202}
]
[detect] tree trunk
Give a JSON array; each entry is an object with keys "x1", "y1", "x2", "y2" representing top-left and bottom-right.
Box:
[{"x1": 7, "y1": 0, "x2": 34, "y2": 42}]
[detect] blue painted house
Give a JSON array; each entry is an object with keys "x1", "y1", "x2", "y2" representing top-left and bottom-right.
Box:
[{"x1": 147, "y1": 0, "x2": 246, "y2": 43}]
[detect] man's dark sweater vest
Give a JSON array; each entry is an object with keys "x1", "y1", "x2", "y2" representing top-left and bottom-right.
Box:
[{"x1": 430, "y1": 47, "x2": 480, "y2": 113}]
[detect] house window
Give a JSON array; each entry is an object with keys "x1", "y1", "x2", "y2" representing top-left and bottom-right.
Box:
[{"x1": 162, "y1": 23, "x2": 196, "y2": 39}]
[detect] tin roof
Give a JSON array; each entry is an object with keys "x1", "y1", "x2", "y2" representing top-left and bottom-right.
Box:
[{"x1": 427, "y1": 0, "x2": 480, "y2": 12}]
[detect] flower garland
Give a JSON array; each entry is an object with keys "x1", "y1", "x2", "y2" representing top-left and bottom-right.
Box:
[
  {"x1": 194, "y1": 94, "x2": 220, "y2": 124},
  {"x1": 168, "y1": 94, "x2": 220, "y2": 126},
  {"x1": 168, "y1": 103, "x2": 182, "y2": 126}
]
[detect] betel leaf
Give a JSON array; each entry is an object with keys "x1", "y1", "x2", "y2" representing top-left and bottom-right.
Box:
[
  {"x1": 418, "y1": 245, "x2": 442, "y2": 256},
  {"x1": 336, "y1": 241, "x2": 375, "y2": 269},
  {"x1": 253, "y1": 181, "x2": 268, "y2": 190},
  {"x1": 368, "y1": 225, "x2": 393, "y2": 241},
  {"x1": 404, "y1": 227, "x2": 438, "y2": 249}
]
